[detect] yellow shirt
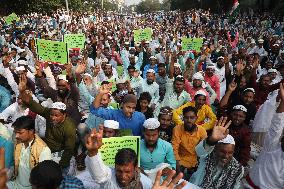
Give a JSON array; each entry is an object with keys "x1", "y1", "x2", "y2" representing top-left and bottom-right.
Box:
[
  {"x1": 172, "y1": 102, "x2": 217, "y2": 130},
  {"x1": 172, "y1": 125, "x2": 207, "y2": 168}
]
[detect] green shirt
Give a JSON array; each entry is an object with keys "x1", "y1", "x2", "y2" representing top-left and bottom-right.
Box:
[{"x1": 28, "y1": 100, "x2": 76, "y2": 168}]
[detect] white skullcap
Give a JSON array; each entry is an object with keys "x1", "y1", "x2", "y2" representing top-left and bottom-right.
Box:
[
  {"x1": 268, "y1": 68, "x2": 277, "y2": 73},
  {"x1": 250, "y1": 39, "x2": 256, "y2": 44},
  {"x1": 147, "y1": 69, "x2": 156, "y2": 74},
  {"x1": 145, "y1": 41, "x2": 150, "y2": 44},
  {"x1": 192, "y1": 72, "x2": 204, "y2": 81},
  {"x1": 116, "y1": 78, "x2": 126, "y2": 84},
  {"x1": 51, "y1": 102, "x2": 66, "y2": 111},
  {"x1": 258, "y1": 39, "x2": 264, "y2": 43},
  {"x1": 206, "y1": 63, "x2": 215, "y2": 69},
  {"x1": 143, "y1": 118, "x2": 160, "y2": 129},
  {"x1": 17, "y1": 60, "x2": 28, "y2": 66},
  {"x1": 17, "y1": 48, "x2": 25, "y2": 53},
  {"x1": 104, "y1": 120, "x2": 119, "y2": 129},
  {"x1": 195, "y1": 90, "x2": 207, "y2": 97},
  {"x1": 243, "y1": 88, "x2": 255, "y2": 94},
  {"x1": 58, "y1": 75, "x2": 68, "y2": 82},
  {"x1": 174, "y1": 63, "x2": 181, "y2": 68},
  {"x1": 273, "y1": 43, "x2": 280, "y2": 47},
  {"x1": 16, "y1": 66, "x2": 26, "y2": 72},
  {"x1": 150, "y1": 56, "x2": 157, "y2": 59},
  {"x1": 218, "y1": 134, "x2": 235, "y2": 145},
  {"x1": 102, "y1": 58, "x2": 109, "y2": 63},
  {"x1": 83, "y1": 73, "x2": 92, "y2": 78},
  {"x1": 124, "y1": 41, "x2": 130, "y2": 45},
  {"x1": 217, "y1": 56, "x2": 224, "y2": 60},
  {"x1": 232, "y1": 105, "x2": 247, "y2": 113}
]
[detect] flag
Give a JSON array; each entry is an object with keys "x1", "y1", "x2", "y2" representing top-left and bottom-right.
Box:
[{"x1": 229, "y1": 0, "x2": 239, "y2": 15}]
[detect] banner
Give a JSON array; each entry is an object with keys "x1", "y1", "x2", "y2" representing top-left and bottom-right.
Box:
[
  {"x1": 36, "y1": 39, "x2": 68, "y2": 64},
  {"x1": 99, "y1": 136, "x2": 140, "y2": 167},
  {"x1": 64, "y1": 34, "x2": 86, "y2": 51},
  {"x1": 134, "y1": 28, "x2": 152, "y2": 42},
  {"x1": 181, "y1": 38, "x2": 203, "y2": 52},
  {"x1": 4, "y1": 13, "x2": 20, "y2": 25}
]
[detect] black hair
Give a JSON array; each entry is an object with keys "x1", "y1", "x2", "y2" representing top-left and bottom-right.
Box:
[
  {"x1": 30, "y1": 160, "x2": 63, "y2": 189},
  {"x1": 139, "y1": 92, "x2": 152, "y2": 103},
  {"x1": 194, "y1": 94, "x2": 206, "y2": 101},
  {"x1": 157, "y1": 63, "x2": 166, "y2": 68},
  {"x1": 127, "y1": 65, "x2": 136, "y2": 70},
  {"x1": 115, "y1": 148, "x2": 138, "y2": 167},
  {"x1": 101, "y1": 80, "x2": 110, "y2": 85},
  {"x1": 13, "y1": 116, "x2": 35, "y2": 131},
  {"x1": 174, "y1": 76, "x2": 185, "y2": 84},
  {"x1": 182, "y1": 106, "x2": 197, "y2": 116}
]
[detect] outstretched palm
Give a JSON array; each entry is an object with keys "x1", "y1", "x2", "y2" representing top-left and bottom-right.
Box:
[
  {"x1": 210, "y1": 117, "x2": 232, "y2": 143},
  {"x1": 152, "y1": 170, "x2": 187, "y2": 189}
]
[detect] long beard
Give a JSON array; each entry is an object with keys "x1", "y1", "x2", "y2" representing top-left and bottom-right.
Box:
[
  {"x1": 147, "y1": 80, "x2": 154, "y2": 85},
  {"x1": 58, "y1": 89, "x2": 69, "y2": 98}
]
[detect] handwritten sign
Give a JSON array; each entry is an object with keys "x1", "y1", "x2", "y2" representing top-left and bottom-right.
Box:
[
  {"x1": 64, "y1": 34, "x2": 86, "y2": 51},
  {"x1": 181, "y1": 38, "x2": 203, "y2": 52},
  {"x1": 36, "y1": 39, "x2": 68, "y2": 64},
  {"x1": 99, "y1": 136, "x2": 140, "y2": 167},
  {"x1": 134, "y1": 28, "x2": 152, "y2": 42},
  {"x1": 4, "y1": 13, "x2": 20, "y2": 25}
]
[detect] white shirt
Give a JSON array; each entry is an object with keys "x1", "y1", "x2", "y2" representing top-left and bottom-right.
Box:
[
  {"x1": 249, "y1": 112, "x2": 284, "y2": 189},
  {"x1": 137, "y1": 80, "x2": 160, "y2": 106},
  {"x1": 7, "y1": 141, "x2": 51, "y2": 189},
  {"x1": 85, "y1": 153, "x2": 152, "y2": 189}
]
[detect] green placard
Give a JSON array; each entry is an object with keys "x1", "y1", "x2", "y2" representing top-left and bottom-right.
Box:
[
  {"x1": 99, "y1": 136, "x2": 140, "y2": 167},
  {"x1": 116, "y1": 66, "x2": 124, "y2": 76},
  {"x1": 64, "y1": 34, "x2": 86, "y2": 51},
  {"x1": 134, "y1": 28, "x2": 153, "y2": 42},
  {"x1": 181, "y1": 38, "x2": 203, "y2": 52},
  {"x1": 36, "y1": 39, "x2": 68, "y2": 64},
  {"x1": 4, "y1": 13, "x2": 20, "y2": 25}
]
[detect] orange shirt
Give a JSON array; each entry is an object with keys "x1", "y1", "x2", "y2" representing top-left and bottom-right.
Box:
[{"x1": 172, "y1": 124, "x2": 207, "y2": 168}]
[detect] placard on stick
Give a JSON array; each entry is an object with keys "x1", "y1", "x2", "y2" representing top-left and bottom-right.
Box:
[
  {"x1": 64, "y1": 34, "x2": 86, "y2": 51},
  {"x1": 134, "y1": 28, "x2": 153, "y2": 42},
  {"x1": 181, "y1": 38, "x2": 203, "y2": 52},
  {"x1": 99, "y1": 136, "x2": 140, "y2": 167},
  {"x1": 36, "y1": 39, "x2": 68, "y2": 64}
]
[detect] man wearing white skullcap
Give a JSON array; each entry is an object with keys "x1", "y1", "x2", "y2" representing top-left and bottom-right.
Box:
[
  {"x1": 204, "y1": 63, "x2": 221, "y2": 101},
  {"x1": 19, "y1": 90, "x2": 76, "y2": 174},
  {"x1": 190, "y1": 117, "x2": 244, "y2": 189},
  {"x1": 140, "y1": 118, "x2": 176, "y2": 174},
  {"x1": 103, "y1": 120, "x2": 119, "y2": 138}
]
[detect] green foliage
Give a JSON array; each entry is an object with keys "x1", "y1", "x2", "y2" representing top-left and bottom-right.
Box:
[{"x1": 136, "y1": 0, "x2": 161, "y2": 14}]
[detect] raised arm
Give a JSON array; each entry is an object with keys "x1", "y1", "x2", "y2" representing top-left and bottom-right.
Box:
[{"x1": 219, "y1": 80, "x2": 237, "y2": 108}]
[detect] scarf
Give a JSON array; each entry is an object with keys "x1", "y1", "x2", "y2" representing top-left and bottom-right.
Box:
[
  {"x1": 118, "y1": 170, "x2": 143, "y2": 189},
  {"x1": 201, "y1": 151, "x2": 243, "y2": 189}
]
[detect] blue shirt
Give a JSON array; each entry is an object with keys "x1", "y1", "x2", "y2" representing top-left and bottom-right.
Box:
[
  {"x1": 140, "y1": 138, "x2": 176, "y2": 170},
  {"x1": 0, "y1": 85, "x2": 11, "y2": 113},
  {"x1": 0, "y1": 136, "x2": 14, "y2": 168},
  {"x1": 90, "y1": 105, "x2": 145, "y2": 136},
  {"x1": 142, "y1": 64, "x2": 158, "y2": 78}
]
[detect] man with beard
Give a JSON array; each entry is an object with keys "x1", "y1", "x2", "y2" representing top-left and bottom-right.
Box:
[
  {"x1": 190, "y1": 117, "x2": 244, "y2": 189},
  {"x1": 244, "y1": 83, "x2": 284, "y2": 189},
  {"x1": 204, "y1": 63, "x2": 221, "y2": 101},
  {"x1": 7, "y1": 116, "x2": 51, "y2": 189},
  {"x1": 136, "y1": 69, "x2": 160, "y2": 109},
  {"x1": 20, "y1": 89, "x2": 76, "y2": 176},
  {"x1": 84, "y1": 126, "x2": 153, "y2": 189},
  {"x1": 172, "y1": 106, "x2": 207, "y2": 180},
  {"x1": 140, "y1": 118, "x2": 176, "y2": 174},
  {"x1": 98, "y1": 63, "x2": 117, "y2": 82},
  {"x1": 220, "y1": 81, "x2": 256, "y2": 125},
  {"x1": 35, "y1": 62, "x2": 81, "y2": 125},
  {"x1": 156, "y1": 63, "x2": 168, "y2": 101}
]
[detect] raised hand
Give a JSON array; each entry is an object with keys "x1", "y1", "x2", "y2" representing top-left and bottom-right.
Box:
[
  {"x1": 252, "y1": 56, "x2": 260, "y2": 69},
  {"x1": 279, "y1": 83, "x2": 284, "y2": 101},
  {"x1": 65, "y1": 62, "x2": 73, "y2": 76},
  {"x1": 85, "y1": 127, "x2": 104, "y2": 157},
  {"x1": 208, "y1": 117, "x2": 231, "y2": 144},
  {"x1": 152, "y1": 170, "x2": 187, "y2": 189},
  {"x1": 18, "y1": 74, "x2": 27, "y2": 92},
  {"x1": 235, "y1": 59, "x2": 245, "y2": 74},
  {"x1": 75, "y1": 61, "x2": 87, "y2": 75},
  {"x1": 228, "y1": 79, "x2": 237, "y2": 92},
  {"x1": 99, "y1": 84, "x2": 110, "y2": 95}
]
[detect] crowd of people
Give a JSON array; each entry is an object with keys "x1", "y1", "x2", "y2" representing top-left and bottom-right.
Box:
[{"x1": 0, "y1": 7, "x2": 284, "y2": 189}]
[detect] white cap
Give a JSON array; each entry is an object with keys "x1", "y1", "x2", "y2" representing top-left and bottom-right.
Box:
[
  {"x1": 51, "y1": 102, "x2": 66, "y2": 111},
  {"x1": 145, "y1": 41, "x2": 150, "y2": 44},
  {"x1": 58, "y1": 75, "x2": 68, "y2": 82},
  {"x1": 206, "y1": 63, "x2": 215, "y2": 69},
  {"x1": 258, "y1": 39, "x2": 264, "y2": 43},
  {"x1": 273, "y1": 43, "x2": 280, "y2": 47},
  {"x1": 243, "y1": 88, "x2": 255, "y2": 94},
  {"x1": 268, "y1": 68, "x2": 277, "y2": 73},
  {"x1": 102, "y1": 58, "x2": 109, "y2": 63},
  {"x1": 217, "y1": 56, "x2": 224, "y2": 60},
  {"x1": 17, "y1": 48, "x2": 25, "y2": 53},
  {"x1": 104, "y1": 120, "x2": 119, "y2": 129},
  {"x1": 124, "y1": 41, "x2": 130, "y2": 45},
  {"x1": 195, "y1": 90, "x2": 207, "y2": 97},
  {"x1": 250, "y1": 39, "x2": 256, "y2": 44},
  {"x1": 116, "y1": 78, "x2": 126, "y2": 84},
  {"x1": 17, "y1": 60, "x2": 28, "y2": 66},
  {"x1": 192, "y1": 72, "x2": 204, "y2": 81},
  {"x1": 232, "y1": 105, "x2": 247, "y2": 112},
  {"x1": 147, "y1": 69, "x2": 156, "y2": 74},
  {"x1": 16, "y1": 66, "x2": 26, "y2": 72},
  {"x1": 218, "y1": 134, "x2": 235, "y2": 145},
  {"x1": 83, "y1": 73, "x2": 92, "y2": 78},
  {"x1": 143, "y1": 118, "x2": 160, "y2": 129},
  {"x1": 150, "y1": 56, "x2": 157, "y2": 59},
  {"x1": 174, "y1": 63, "x2": 181, "y2": 68}
]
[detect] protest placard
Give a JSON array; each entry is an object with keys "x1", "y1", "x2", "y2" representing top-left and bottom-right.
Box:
[
  {"x1": 64, "y1": 34, "x2": 86, "y2": 51},
  {"x1": 181, "y1": 38, "x2": 203, "y2": 52},
  {"x1": 4, "y1": 13, "x2": 20, "y2": 25},
  {"x1": 99, "y1": 136, "x2": 140, "y2": 167},
  {"x1": 36, "y1": 39, "x2": 68, "y2": 64},
  {"x1": 134, "y1": 28, "x2": 152, "y2": 42}
]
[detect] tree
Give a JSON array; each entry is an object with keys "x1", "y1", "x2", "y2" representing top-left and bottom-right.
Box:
[{"x1": 136, "y1": 0, "x2": 161, "y2": 14}]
